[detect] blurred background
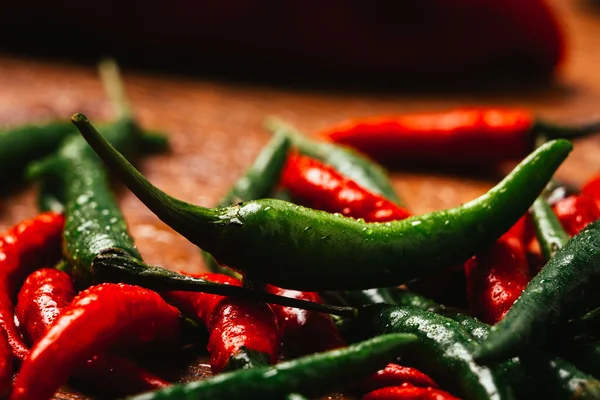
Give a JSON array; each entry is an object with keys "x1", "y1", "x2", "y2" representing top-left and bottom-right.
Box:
[{"x1": 0, "y1": 0, "x2": 585, "y2": 86}]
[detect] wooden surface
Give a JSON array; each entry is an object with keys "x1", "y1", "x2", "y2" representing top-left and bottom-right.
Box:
[{"x1": 1, "y1": 0, "x2": 600, "y2": 398}]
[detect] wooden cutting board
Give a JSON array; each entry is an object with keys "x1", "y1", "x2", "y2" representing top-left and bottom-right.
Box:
[{"x1": 1, "y1": 0, "x2": 600, "y2": 398}]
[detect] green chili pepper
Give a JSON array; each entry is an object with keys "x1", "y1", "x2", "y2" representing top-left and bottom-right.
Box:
[
  {"x1": 348, "y1": 304, "x2": 508, "y2": 400},
  {"x1": 27, "y1": 89, "x2": 353, "y2": 316},
  {"x1": 0, "y1": 121, "x2": 76, "y2": 186},
  {"x1": 125, "y1": 333, "x2": 418, "y2": 400},
  {"x1": 530, "y1": 196, "x2": 570, "y2": 260},
  {"x1": 266, "y1": 117, "x2": 404, "y2": 206},
  {"x1": 74, "y1": 114, "x2": 572, "y2": 291},
  {"x1": 202, "y1": 131, "x2": 291, "y2": 279},
  {"x1": 474, "y1": 220, "x2": 600, "y2": 364}
]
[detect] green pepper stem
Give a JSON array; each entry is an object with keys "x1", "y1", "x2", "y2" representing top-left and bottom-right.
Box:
[
  {"x1": 530, "y1": 196, "x2": 569, "y2": 260},
  {"x1": 72, "y1": 114, "x2": 221, "y2": 247},
  {"x1": 98, "y1": 58, "x2": 132, "y2": 120},
  {"x1": 92, "y1": 250, "x2": 357, "y2": 317}
]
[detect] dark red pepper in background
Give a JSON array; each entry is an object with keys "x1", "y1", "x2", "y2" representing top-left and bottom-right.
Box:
[
  {"x1": 552, "y1": 195, "x2": 600, "y2": 236},
  {"x1": 0, "y1": 1, "x2": 563, "y2": 83},
  {"x1": 362, "y1": 383, "x2": 460, "y2": 400},
  {"x1": 281, "y1": 152, "x2": 411, "y2": 222},
  {"x1": 465, "y1": 216, "x2": 530, "y2": 324},
  {"x1": 322, "y1": 108, "x2": 598, "y2": 166},
  {"x1": 15, "y1": 268, "x2": 169, "y2": 397},
  {"x1": 163, "y1": 273, "x2": 280, "y2": 373},
  {"x1": 0, "y1": 211, "x2": 64, "y2": 360},
  {"x1": 11, "y1": 283, "x2": 180, "y2": 400}
]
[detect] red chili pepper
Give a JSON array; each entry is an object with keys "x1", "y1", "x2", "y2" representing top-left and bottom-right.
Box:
[
  {"x1": 280, "y1": 152, "x2": 411, "y2": 222},
  {"x1": 357, "y1": 363, "x2": 439, "y2": 393},
  {"x1": 552, "y1": 195, "x2": 600, "y2": 237},
  {"x1": 15, "y1": 268, "x2": 169, "y2": 396},
  {"x1": 465, "y1": 216, "x2": 530, "y2": 324},
  {"x1": 362, "y1": 383, "x2": 460, "y2": 400},
  {"x1": 0, "y1": 329, "x2": 12, "y2": 398},
  {"x1": 265, "y1": 285, "x2": 344, "y2": 357},
  {"x1": 0, "y1": 211, "x2": 64, "y2": 360},
  {"x1": 322, "y1": 108, "x2": 600, "y2": 166},
  {"x1": 163, "y1": 273, "x2": 280, "y2": 373},
  {"x1": 15, "y1": 268, "x2": 75, "y2": 344},
  {"x1": 10, "y1": 283, "x2": 180, "y2": 400}
]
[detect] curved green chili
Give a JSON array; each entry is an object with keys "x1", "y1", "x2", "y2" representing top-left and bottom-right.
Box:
[
  {"x1": 530, "y1": 196, "x2": 569, "y2": 260},
  {"x1": 475, "y1": 218, "x2": 600, "y2": 364},
  {"x1": 74, "y1": 113, "x2": 572, "y2": 291},
  {"x1": 202, "y1": 131, "x2": 291, "y2": 278},
  {"x1": 266, "y1": 117, "x2": 404, "y2": 206},
  {"x1": 126, "y1": 333, "x2": 418, "y2": 400}
]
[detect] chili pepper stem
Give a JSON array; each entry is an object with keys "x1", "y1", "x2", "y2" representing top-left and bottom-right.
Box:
[
  {"x1": 93, "y1": 250, "x2": 357, "y2": 317},
  {"x1": 533, "y1": 119, "x2": 600, "y2": 140},
  {"x1": 72, "y1": 114, "x2": 221, "y2": 247}
]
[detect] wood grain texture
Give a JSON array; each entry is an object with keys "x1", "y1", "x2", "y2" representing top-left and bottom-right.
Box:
[{"x1": 1, "y1": 0, "x2": 600, "y2": 398}]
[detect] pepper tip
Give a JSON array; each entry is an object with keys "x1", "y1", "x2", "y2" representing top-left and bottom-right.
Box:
[{"x1": 71, "y1": 113, "x2": 89, "y2": 125}]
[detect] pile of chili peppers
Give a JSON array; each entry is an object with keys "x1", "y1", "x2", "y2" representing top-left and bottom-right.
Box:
[{"x1": 4, "y1": 72, "x2": 600, "y2": 400}]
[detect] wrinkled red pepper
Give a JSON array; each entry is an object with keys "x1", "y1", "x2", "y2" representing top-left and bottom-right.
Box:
[
  {"x1": 11, "y1": 283, "x2": 180, "y2": 400},
  {"x1": 15, "y1": 268, "x2": 169, "y2": 396},
  {"x1": 465, "y1": 216, "x2": 530, "y2": 324},
  {"x1": 322, "y1": 108, "x2": 599, "y2": 166},
  {"x1": 552, "y1": 195, "x2": 600, "y2": 236},
  {"x1": 0, "y1": 211, "x2": 64, "y2": 360},
  {"x1": 362, "y1": 383, "x2": 460, "y2": 400},
  {"x1": 281, "y1": 152, "x2": 411, "y2": 222},
  {"x1": 163, "y1": 273, "x2": 280, "y2": 373}
]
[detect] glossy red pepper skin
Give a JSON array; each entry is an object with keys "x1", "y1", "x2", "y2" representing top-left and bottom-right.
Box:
[
  {"x1": 163, "y1": 273, "x2": 280, "y2": 373},
  {"x1": 280, "y1": 152, "x2": 411, "y2": 222},
  {"x1": 357, "y1": 363, "x2": 439, "y2": 393},
  {"x1": 15, "y1": 268, "x2": 75, "y2": 344},
  {"x1": 362, "y1": 383, "x2": 460, "y2": 400},
  {"x1": 15, "y1": 268, "x2": 169, "y2": 396},
  {"x1": 552, "y1": 195, "x2": 600, "y2": 237},
  {"x1": 265, "y1": 285, "x2": 344, "y2": 357},
  {"x1": 0, "y1": 329, "x2": 12, "y2": 398},
  {"x1": 0, "y1": 211, "x2": 64, "y2": 360},
  {"x1": 465, "y1": 216, "x2": 530, "y2": 324},
  {"x1": 11, "y1": 283, "x2": 180, "y2": 400}
]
